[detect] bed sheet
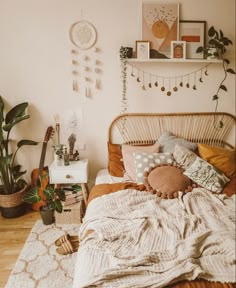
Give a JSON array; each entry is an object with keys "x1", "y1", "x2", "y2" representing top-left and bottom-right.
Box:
[{"x1": 95, "y1": 168, "x2": 124, "y2": 185}]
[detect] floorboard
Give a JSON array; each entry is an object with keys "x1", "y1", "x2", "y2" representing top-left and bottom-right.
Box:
[{"x1": 0, "y1": 208, "x2": 40, "y2": 287}]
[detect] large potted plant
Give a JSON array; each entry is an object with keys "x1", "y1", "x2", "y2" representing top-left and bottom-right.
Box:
[
  {"x1": 0, "y1": 96, "x2": 38, "y2": 218},
  {"x1": 23, "y1": 184, "x2": 65, "y2": 225}
]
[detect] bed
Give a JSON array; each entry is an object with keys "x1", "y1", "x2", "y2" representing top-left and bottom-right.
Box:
[{"x1": 73, "y1": 112, "x2": 236, "y2": 288}]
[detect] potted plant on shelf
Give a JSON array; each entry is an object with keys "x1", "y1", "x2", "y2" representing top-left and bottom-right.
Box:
[
  {"x1": 0, "y1": 96, "x2": 38, "y2": 218},
  {"x1": 23, "y1": 184, "x2": 65, "y2": 225},
  {"x1": 196, "y1": 26, "x2": 236, "y2": 126}
]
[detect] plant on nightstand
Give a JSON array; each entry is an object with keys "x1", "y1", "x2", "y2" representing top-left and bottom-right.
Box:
[
  {"x1": 196, "y1": 26, "x2": 236, "y2": 127},
  {"x1": 0, "y1": 96, "x2": 38, "y2": 218},
  {"x1": 23, "y1": 184, "x2": 65, "y2": 225}
]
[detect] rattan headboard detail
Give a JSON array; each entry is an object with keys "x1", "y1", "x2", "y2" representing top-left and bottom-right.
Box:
[{"x1": 108, "y1": 112, "x2": 235, "y2": 148}]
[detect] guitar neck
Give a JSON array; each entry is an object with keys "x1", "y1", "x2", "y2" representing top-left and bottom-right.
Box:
[{"x1": 38, "y1": 141, "x2": 48, "y2": 179}]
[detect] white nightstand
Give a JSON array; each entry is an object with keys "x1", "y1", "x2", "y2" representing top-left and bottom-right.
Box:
[{"x1": 49, "y1": 159, "x2": 89, "y2": 206}]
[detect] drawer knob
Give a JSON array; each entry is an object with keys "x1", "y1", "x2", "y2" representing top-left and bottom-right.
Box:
[{"x1": 66, "y1": 174, "x2": 71, "y2": 179}]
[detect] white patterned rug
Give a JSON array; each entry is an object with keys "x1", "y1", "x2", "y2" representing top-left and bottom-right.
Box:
[{"x1": 5, "y1": 220, "x2": 80, "y2": 288}]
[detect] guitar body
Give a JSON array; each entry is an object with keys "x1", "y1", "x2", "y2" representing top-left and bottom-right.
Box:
[
  {"x1": 31, "y1": 167, "x2": 49, "y2": 211},
  {"x1": 30, "y1": 126, "x2": 54, "y2": 211}
]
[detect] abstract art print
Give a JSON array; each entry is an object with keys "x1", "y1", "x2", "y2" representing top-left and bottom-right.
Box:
[
  {"x1": 179, "y1": 21, "x2": 206, "y2": 59},
  {"x1": 142, "y1": 2, "x2": 179, "y2": 58}
]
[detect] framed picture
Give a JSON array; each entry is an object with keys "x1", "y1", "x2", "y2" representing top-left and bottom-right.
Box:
[
  {"x1": 171, "y1": 41, "x2": 186, "y2": 59},
  {"x1": 142, "y1": 2, "x2": 179, "y2": 58},
  {"x1": 179, "y1": 20, "x2": 206, "y2": 59},
  {"x1": 136, "y1": 41, "x2": 150, "y2": 59}
]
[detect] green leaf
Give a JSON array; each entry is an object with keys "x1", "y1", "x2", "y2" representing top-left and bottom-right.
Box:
[
  {"x1": 12, "y1": 164, "x2": 26, "y2": 180},
  {"x1": 220, "y1": 85, "x2": 227, "y2": 91},
  {"x1": 3, "y1": 115, "x2": 30, "y2": 132},
  {"x1": 196, "y1": 46, "x2": 203, "y2": 53},
  {"x1": 55, "y1": 187, "x2": 65, "y2": 201},
  {"x1": 71, "y1": 184, "x2": 82, "y2": 193},
  {"x1": 5, "y1": 102, "x2": 28, "y2": 124},
  {"x1": 219, "y1": 30, "x2": 224, "y2": 39},
  {"x1": 212, "y1": 95, "x2": 219, "y2": 101},
  {"x1": 208, "y1": 26, "x2": 216, "y2": 37},
  {"x1": 0, "y1": 96, "x2": 4, "y2": 123},
  {"x1": 23, "y1": 187, "x2": 41, "y2": 204},
  {"x1": 43, "y1": 185, "x2": 54, "y2": 201},
  {"x1": 17, "y1": 140, "x2": 38, "y2": 148},
  {"x1": 227, "y1": 68, "x2": 236, "y2": 74},
  {"x1": 53, "y1": 199, "x2": 63, "y2": 213}
]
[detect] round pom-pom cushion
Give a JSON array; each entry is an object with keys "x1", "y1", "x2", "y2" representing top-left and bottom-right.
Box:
[{"x1": 144, "y1": 165, "x2": 192, "y2": 199}]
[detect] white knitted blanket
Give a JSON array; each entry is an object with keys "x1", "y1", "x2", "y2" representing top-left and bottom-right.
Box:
[{"x1": 73, "y1": 188, "x2": 236, "y2": 288}]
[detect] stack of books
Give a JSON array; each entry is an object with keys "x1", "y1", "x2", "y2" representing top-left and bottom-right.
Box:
[{"x1": 63, "y1": 185, "x2": 83, "y2": 207}]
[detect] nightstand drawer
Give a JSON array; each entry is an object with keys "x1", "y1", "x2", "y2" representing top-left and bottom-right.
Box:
[{"x1": 49, "y1": 160, "x2": 88, "y2": 184}]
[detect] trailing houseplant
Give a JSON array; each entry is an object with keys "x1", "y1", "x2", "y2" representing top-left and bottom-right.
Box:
[
  {"x1": 196, "y1": 26, "x2": 236, "y2": 127},
  {"x1": 0, "y1": 96, "x2": 38, "y2": 218},
  {"x1": 23, "y1": 184, "x2": 65, "y2": 225},
  {"x1": 120, "y1": 46, "x2": 133, "y2": 114}
]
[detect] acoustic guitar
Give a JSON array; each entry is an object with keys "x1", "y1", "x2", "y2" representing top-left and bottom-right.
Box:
[{"x1": 31, "y1": 126, "x2": 54, "y2": 211}]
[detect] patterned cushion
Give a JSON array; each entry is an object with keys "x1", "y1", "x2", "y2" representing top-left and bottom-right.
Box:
[
  {"x1": 134, "y1": 152, "x2": 174, "y2": 184},
  {"x1": 184, "y1": 157, "x2": 230, "y2": 193},
  {"x1": 157, "y1": 131, "x2": 197, "y2": 153},
  {"x1": 174, "y1": 144, "x2": 197, "y2": 170}
]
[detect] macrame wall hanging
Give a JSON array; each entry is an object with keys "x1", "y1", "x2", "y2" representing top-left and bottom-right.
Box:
[
  {"x1": 127, "y1": 62, "x2": 211, "y2": 97},
  {"x1": 69, "y1": 14, "x2": 101, "y2": 97}
]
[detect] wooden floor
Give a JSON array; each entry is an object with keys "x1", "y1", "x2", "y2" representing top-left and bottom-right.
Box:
[{"x1": 0, "y1": 208, "x2": 40, "y2": 288}]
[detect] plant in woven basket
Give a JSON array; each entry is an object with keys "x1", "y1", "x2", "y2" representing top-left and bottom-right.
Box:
[
  {"x1": 23, "y1": 183, "x2": 65, "y2": 213},
  {"x1": 0, "y1": 96, "x2": 38, "y2": 217}
]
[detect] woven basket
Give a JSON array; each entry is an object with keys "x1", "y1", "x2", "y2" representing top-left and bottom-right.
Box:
[
  {"x1": 55, "y1": 201, "x2": 84, "y2": 225},
  {"x1": 0, "y1": 185, "x2": 29, "y2": 208}
]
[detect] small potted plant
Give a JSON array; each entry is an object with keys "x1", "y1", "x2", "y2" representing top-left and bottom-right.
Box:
[
  {"x1": 196, "y1": 26, "x2": 236, "y2": 126},
  {"x1": 23, "y1": 184, "x2": 65, "y2": 225},
  {"x1": 0, "y1": 96, "x2": 38, "y2": 218}
]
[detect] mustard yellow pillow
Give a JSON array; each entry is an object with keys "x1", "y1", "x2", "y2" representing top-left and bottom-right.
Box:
[{"x1": 198, "y1": 144, "x2": 235, "y2": 177}]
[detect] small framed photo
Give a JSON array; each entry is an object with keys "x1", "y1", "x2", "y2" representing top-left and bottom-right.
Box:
[
  {"x1": 136, "y1": 41, "x2": 150, "y2": 59},
  {"x1": 179, "y1": 20, "x2": 206, "y2": 59},
  {"x1": 171, "y1": 41, "x2": 186, "y2": 59}
]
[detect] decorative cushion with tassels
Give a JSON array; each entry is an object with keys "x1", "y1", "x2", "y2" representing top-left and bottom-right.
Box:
[{"x1": 143, "y1": 165, "x2": 194, "y2": 199}]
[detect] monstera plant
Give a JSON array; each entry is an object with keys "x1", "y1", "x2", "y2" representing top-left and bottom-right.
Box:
[{"x1": 0, "y1": 96, "x2": 38, "y2": 218}]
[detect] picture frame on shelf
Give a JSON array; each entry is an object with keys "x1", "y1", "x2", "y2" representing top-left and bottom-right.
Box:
[
  {"x1": 179, "y1": 20, "x2": 206, "y2": 59},
  {"x1": 136, "y1": 40, "x2": 150, "y2": 59},
  {"x1": 142, "y1": 2, "x2": 179, "y2": 58},
  {"x1": 171, "y1": 41, "x2": 186, "y2": 59}
]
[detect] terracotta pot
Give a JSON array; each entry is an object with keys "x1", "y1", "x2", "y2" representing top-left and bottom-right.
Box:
[{"x1": 0, "y1": 185, "x2": 29, "y2": 218}]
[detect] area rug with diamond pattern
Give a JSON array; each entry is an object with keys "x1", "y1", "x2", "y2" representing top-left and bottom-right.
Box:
[{"x1": 5, "y1": 220, "x2": 80, "y2": 288}]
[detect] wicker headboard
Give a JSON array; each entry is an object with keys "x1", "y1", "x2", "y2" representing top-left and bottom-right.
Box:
[{"x1": 108, "y1": 112, "x2": 236, "y2": 148}]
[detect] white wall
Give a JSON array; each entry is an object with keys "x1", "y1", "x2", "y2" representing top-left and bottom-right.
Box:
[{"x1": 0, "y1": 0, "x2": 235, "y2": 184}]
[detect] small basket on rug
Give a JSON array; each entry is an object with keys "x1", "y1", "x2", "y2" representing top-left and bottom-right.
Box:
[{"x1": 55, "y1": 200, "x2": 85, "y2": 225}]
